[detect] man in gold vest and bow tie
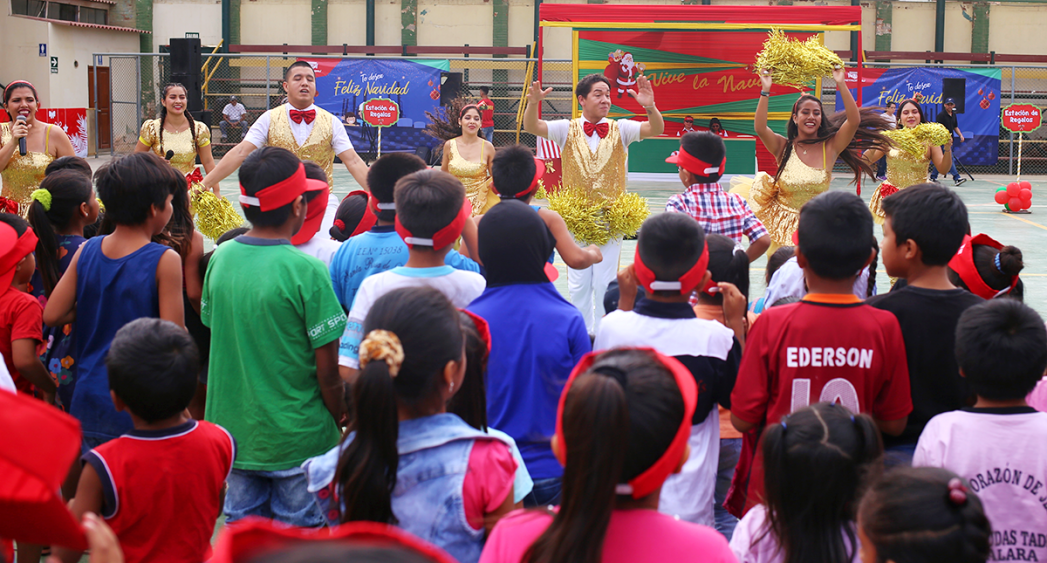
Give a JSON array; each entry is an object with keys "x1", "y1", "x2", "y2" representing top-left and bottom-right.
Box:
[
  {"x1": 523, "y1": 73, "x2": 663, "y2": 333},
  {"x1": 202, "y1": 61, "x2": 369, "y2": 195}
]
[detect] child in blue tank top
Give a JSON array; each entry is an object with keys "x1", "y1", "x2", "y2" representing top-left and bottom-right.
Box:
[{"x1": 44, "y1": 152, "x2": 185, "y2": 450}]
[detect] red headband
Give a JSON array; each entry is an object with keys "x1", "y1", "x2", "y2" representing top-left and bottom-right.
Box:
[
  {"x1": 210, "y1": 517, "x2": 456, "y2": 563},
  {"x1": 494, "y1": 158, "x2": 546, "y2": 199},
  {"x1": 666, "y1": 149, "x2": 725, "y2": 177},
  {"x1": 4, "y1": 80, "x2": 35, "y2": 96},
  {"x1": 368, "y1": 193, "x2": 396, "y2": 216},
  {"x1": 395, "y1": 198, "x2": 471, "y2": 250},
  {"x1": 460, "y1": 104, "x2": 480, "y2": 118},
  {"x1": 633, "y1": 241, "x2": 709, "y2": 295},
  {"x1": 344, "y1": 191, "x2": 377, "y2": 237},
  {"x1": 0, "y1": 224, "x2": 38, "y2": 289},
  {"x1": 460, "y1": 309, "x2": 492, "y2": 353},
  {"x1": 239, "y1": 163, "x2": 326, "y2": 212},
  {"x1": 555, "y1": 349, "x2": 697, "y2": 500},
  {"x1": 949, "y1": 234, "x2": 1019, "y2": 299}
]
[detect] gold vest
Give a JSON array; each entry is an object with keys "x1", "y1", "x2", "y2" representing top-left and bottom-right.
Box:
[
  {"x1": 560, "y1": 118, "x2": 627, "y2": 204},
  {"x1": 266, "y1": 105, "x2": 336, "y2": 186}
]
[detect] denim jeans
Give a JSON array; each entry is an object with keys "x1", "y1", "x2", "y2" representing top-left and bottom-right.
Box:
[
  {"x1": 481, "y1": 126, "x2": 494, "y2": 143},
  {"x1": 523, "y1": 477, "x2": 562, "y2": 508},
  {"x1": 225, "y1": 466, "x2": 324, "y2": 527},
  {"x1": 714, "y1": 438, "x2": 742, "y2": 540},
  {"x1": 884, "y1": 442, "x2": 917, "y2": 469},
  {"x1": 930, "y1": 158, "x2": 960, "y2": 181}
]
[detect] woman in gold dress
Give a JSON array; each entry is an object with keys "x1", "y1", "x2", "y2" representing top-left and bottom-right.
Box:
[
  {"x1": 862, "y1": 99, "x2": 954, "y2": 224},
  {"x1": 135, "y1": 83, "x2": 215, "y2": 176},
  {"x1": 744, "y1": 68, "x2": 891, "y2": 249},
  {"x1": 0, "y1": 81, "x2": 76, "y2": 214},
  {"x1": 437, "y1": 104, "x2": 497, "y2": 216}
]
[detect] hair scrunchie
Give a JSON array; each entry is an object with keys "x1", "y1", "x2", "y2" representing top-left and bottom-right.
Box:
[
  {"x1": 359, "y1": 329, "x2": 405, "y2": 377},
  {"x1": 30, "y1": 188, "x2": 52, "y2": 211}
]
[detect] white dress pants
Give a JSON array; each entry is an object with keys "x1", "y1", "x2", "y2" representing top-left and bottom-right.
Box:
[{"x1": 567, "y1": 237, "x2": 622, "y2": 333}]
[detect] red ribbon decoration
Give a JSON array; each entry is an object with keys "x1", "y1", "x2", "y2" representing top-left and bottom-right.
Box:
[
  {"x1": 289, "y1": 109, "x2": 316, "y2": 125},
  {"x1": 395, "y1": 198, "x2": 471, "y2": 250},
  {"x1": 584, "y1": 121, "x2": 609, "y2": 138},
  {"x1": 878, "y1": 180, "x2": 899, "y2": 199},
  {"x1": 555, "y1": 348, "x2": 697, "y2": 500},
  {"x1": 185, "y1": 168, "x2": 203, "y2": 190},
  {"x1": 238, "y1": 163, "x2": 326, "y2": 212},
  {"x1": 665, "y1": 149, "x2": 725, "y2": 177},
  {"x1": 948, "y1": 234, "x2": 1020, "y2": 299},
  {"x1": 0, "y1": 197, "x2": 18, "y2": 214},
  {"x1": 633, "y1": 241, "x2": 710, "y2": 295}
]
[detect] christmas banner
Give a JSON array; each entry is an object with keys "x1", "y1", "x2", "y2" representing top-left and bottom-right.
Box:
[
  {"x1": 299, "y1": 58, "x2": 449, "y2": 153},
  {"x1": 839, "y1": 67, "x2": 1001, "y2": 166},
  {"x1": 0, "y1": 108, "x2": 88, "y2": 157}
]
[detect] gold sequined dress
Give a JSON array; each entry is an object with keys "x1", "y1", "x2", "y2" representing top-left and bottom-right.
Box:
[
  {"x1": 448, "y1": 138, "x2": 497, "y2": 215},
  {"x1": 744, "y1": 143, "x2": 832, "y2": 247},
  {"x1": 1, "y1": 122, "x2": 54, "y2": 214},
  {"x1": 139, "y1": 119, "x2": 211, "y2": 175},
  {"x1": 868, "y1": 145, "x2": 930, "y2": 224}
]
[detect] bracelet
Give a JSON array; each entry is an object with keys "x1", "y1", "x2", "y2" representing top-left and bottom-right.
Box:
[
  {"x1": 643, "y1": 105, "x2": 657, "y2": 111},
  {"x1": 760, "y1": 91, "x2": 770, "y2": 97}
]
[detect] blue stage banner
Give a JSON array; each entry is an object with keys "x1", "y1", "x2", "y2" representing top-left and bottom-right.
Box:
[
  {"x1": 302, "y1": 58, "x2": 449, "y2": 153},
  {"x1": 839, "y1": 67, "x2": 1001, "y2": 165}
]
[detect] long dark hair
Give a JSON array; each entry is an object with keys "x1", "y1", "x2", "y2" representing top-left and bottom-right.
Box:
[
  {"x1": 859, "y1": 467, "x2": 991, "y2": 563},
  {"x1": 523, "y1": 349, "x2": 685, "y2": 563},
  {"x1": 758, "y1": 403, "x2": 883, "y2": 563},
  {"x1": 424, "y1": 97, "x2": 476, "y2": 142},
  {"x1": 335, "y1": 286, "x2": 464, "y2": 525},
  {"x1": 158, "y1": 83, "x2": 199, "y2": 155},
  {"x1": 27, "y1": 170, "x2": 93, "y2": 296},
  {"x1": 447, "y1": 311, "x2": 488, "y2": 431},
  {"x1": 775, "y1": 94, "x2": 892, "y2": 186},
  {"x1": 152, "y1": 177, "x2": 194, "y2": 261}
]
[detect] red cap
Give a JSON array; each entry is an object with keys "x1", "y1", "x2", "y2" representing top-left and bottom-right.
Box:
[
  {"x1": 239, "y1": 163, "x2": 327, "y2": 213},
  {"x1": 666, "y1": 149, "x2": 725, "y2": 177},
  {"x1": 395, "y1": 198, "x2": 471, "y2": 250}
]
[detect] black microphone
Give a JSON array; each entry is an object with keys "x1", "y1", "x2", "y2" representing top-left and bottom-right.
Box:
[
  {"x1": 16, "y1": 116, "x2": 27, "y2": 156},
  {"x1": 165, "y1": 150, "x2": 175, "y2": 161}
]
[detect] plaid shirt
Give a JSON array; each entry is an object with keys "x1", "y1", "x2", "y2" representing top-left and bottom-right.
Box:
[{"x1": 665, "y1": 183, "x2": 768, "y2": 244}]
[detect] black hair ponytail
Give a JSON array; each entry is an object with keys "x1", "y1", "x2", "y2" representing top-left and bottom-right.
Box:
[
  {"x1": 335, "y1": 286, "x2": 464, "y2": 525},
  {"x1": 27, "y1": 170, "x2": 93, "y2": 296},
  {"x1": 705, "y1": 234, "x2": 750, "y2": 305},
  {"x1": 948, "y1": 243, "x2": 1025, "y2": 302},
  {"x1": 447, "y1": 311, "x2": 488, "y2": 432},
  {"x1": 867, "y1": 238, "x2": 879, "y2": 299},
  {"x1": 329, "y1": 192, "x2": 370, "y2": 242}
]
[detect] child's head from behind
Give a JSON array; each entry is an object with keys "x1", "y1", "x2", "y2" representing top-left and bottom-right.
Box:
[
  {"x1": 447, "y1": 310, "x2": 490, "y2": 431},
  {"x1": 948, "y1": 236, "x2": 1024, "y2": 301},
  {"x1": 28, "y1": 170, "x2": 99, "y2": 294},
  {"x1": 798, "y1": 191, "x2": 874, "y2": 281},
  {"x1": 106, "y1": 317, "x2": 198, "y2": 423},
  {"x1": 329, "y1": 191, "x2": 373, "y2": 241},
  {"x1": 766, "y1": 246, "x2": 795, "y2": 285},
  {"x1": 45, "y1": 156, "x2": 93, "y2": 179},
  {"x1": 880, "y1": 183, "x2": 968, "y2": 277},
  {"x1": 635, "y1": 212, "x2": 709, "y2": 298},
  {"x1": 956, "y1": 298, "x2": 1047, "y2": 402},
  {"x1": 337, "y1": 286, "x2": 465, "y2": 524},
  {"x1": 367, "y1": 153, "x2": 428, "y2": 222},
  {"x1": 527, "y1": 349, "x2": 692, "y2": 563},
  {"x1": 491, "y1": 144, "x2": 540, "y2": 201},
  {"x1": 858, "y1": 467, "x2": 990, "y2": 563},
  {"x1": 762, "y1": 403, "x2": 884, "y2": 563},
  {"x1": 394, "y1": 170, "x2": 467, "y2": 253},
  {"x1": 704, "y1": 234, "x2": 749, "y2": 304},
  {"x1": 239, "y1": 147, "x2": 311, "y2": 231},
  {"x1": 94, "y1": 152, "x2": 180, "y2": 232},
  {"x1": 0, "y1": 212, "x2": 36, "y2": 286},
  {"x1": 674, "y1": 132, "x2": 725, "y2": 185}
]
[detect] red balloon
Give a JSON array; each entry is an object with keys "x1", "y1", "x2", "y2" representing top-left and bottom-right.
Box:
[
  {"x1": 1009, "y1": 197, "x2": 1023, "y2": 211},
  {"x1": 1007, "y1": 183, "x2": 1021, "y2": 197},
  {"x1": 995, "y1": 190, "x2": 1009, "y2": 204},
  {"x1": 1020, "y1": 188, "x2": 1033, "y2": 203},
  {"x1": 1020, "y1": 181, "x2": 1032, "y2": 191}
]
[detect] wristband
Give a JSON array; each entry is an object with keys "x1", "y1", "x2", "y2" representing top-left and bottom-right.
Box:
[
  {"x1": 644, "y1": 105, "x2": 657, "y2": 111},
  {"x1": 760, "y1": 91, "x2": 770, "y2": 97}
]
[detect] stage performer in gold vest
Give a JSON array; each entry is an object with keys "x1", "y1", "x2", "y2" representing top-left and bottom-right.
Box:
[
  {"x1": 523, "y1": 73, "x2": 663, "y2": 333},
  {"x1": 201, "y1": 61, "x2": 369, "y2": 196}
]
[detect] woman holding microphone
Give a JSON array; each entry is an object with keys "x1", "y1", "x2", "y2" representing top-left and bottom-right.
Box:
[{"x1": 1, "y1": 81, "x2": 75, "y2": 214}]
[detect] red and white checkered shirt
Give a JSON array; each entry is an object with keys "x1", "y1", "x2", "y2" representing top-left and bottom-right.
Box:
[{"x1": 665, "y1": 183, "x2": 768, "y2": 244}]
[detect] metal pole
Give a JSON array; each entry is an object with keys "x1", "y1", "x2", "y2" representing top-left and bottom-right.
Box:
[
  {"x1": 266, "y1": 56, "x2": 271, "y2": 109},
  {"x1": 934, "y1": 0, "x2": 945, "y2": 56},
  {"x1": 93, "y1": 54, "x2": 99, "y2": 158},
  {"x1": 1009, "y1": 66, "x2": 1015, "y2": 176},
  {"x1": 136, "y1": 55, "x2": 142, "y2": 128},
  {"x1": 366, "y1": 0, "x2": 375, "y2": 47},
  {"x1": 110, "y1": 57, "x2": 115, "y2": 156}
]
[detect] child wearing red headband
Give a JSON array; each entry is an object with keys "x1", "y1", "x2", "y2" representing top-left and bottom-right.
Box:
[
  {"x1": 480, "y1": 348, "x2": 736, "y2": 563},
  {"x1": 595, "y1": 213, "x2": 746, "y2": 527},
  {"x1": 0, "y1": 213, "x2": 53, "y2": 400},
  {"x1": 338, "y1": 170, "x2": 485, "y2": 378},
  {"x1": 665, "y1": 132, "x2": 770, "y2": 263},
  {"x1": 947, "y1": 234, "x2": 1024, "y2": 301},
  {"x1": 291, "y1": 161, "x2": 341, "y2": 266}
]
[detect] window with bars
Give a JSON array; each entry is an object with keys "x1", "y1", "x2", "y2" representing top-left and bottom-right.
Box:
[{"x1": 11, "y1": 0, "x2": 108, "y2": 24}]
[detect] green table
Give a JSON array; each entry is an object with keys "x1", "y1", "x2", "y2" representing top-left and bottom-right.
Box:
[{"x1": 627, "y1": 136, "x2": 757, "y2": 175}]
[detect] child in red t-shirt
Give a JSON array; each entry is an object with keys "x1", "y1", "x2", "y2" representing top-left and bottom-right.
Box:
[
  {"x1": 0, "y1": 213, "x2": 54, "y2": 401},
  {"x1": 727, "y1": 191, "x2": 911, "y2": 517},
  {"x1": 56, "y1": 318, "x2": 235, "y2": 563}
]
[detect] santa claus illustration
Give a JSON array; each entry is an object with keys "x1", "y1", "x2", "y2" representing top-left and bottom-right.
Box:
[{"x1": 603, "y1": 50, "x2": 644, "y2": 99}]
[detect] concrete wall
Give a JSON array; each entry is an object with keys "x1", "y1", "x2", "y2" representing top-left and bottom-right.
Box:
[
  {"x1": 152, "y1": 0, "x2": 223, "y2": 51},
  {"x1": 46, "y1": 25, "x2": 140, "y2": 108},
  {"x1": 416, "y1": 0, "x2": 492, "y2": 46},
  {"x1": 327, "y1": 0, "x2": 367, "y2": 45},
  {"x1": 0, "y1": 16, "x2": 53, "y2": 102},
  {"x1": 240, "y1": 0, "x2": 312, "y2": 44}
]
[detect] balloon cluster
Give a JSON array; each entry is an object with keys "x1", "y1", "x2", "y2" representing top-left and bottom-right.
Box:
[{"x1": 994, "y1": 181, "x2": 1033, "y2": 212}]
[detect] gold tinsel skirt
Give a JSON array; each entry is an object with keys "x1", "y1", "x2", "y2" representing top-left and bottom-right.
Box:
[
  {"x1": 867, "y1": 181, "x2": 902, "y2": 225},
  {"x1": 731, "y1": 173, "x2": 802, "y2": 248},
  {"x1": 536, "y1": 183, "x2": 649, "y2": 247}
]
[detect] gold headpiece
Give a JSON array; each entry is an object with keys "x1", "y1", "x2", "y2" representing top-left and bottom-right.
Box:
[{"x1": 359, "y1": 329, "x2": 405, "y2": 377}]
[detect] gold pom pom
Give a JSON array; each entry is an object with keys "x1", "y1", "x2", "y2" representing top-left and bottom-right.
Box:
[
  {"x1": 546, "y1": 186, "x2": 649, "y2": 246},
  {"x1": 755, "y1": 28, "x2": 844, "y2": 90},
  {"x1": 606, "y1": 192, "x2": 649, "y2": 240},
  {"x1": 190, "y1": 186, "x2": 244, "y2": 241},
  {"x1": 883, "y1": 123, "x2": 951, "y2": 159}
]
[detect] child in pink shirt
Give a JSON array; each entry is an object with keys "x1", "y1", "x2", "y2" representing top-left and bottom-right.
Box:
[
  {"x1": 480, "y1": 348, "x2": 735, "y2": 563},
  {"x1": 914, "y1": 299, "x2": 1047, "y2": 563}
]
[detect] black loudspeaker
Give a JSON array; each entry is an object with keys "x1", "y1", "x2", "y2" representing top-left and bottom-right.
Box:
[
  {"x1": 942, "y1": 78, "x2": 967, "y2": 113},
  {"x1": 414, "y1": 145, "x2": 434, "y2": 165},
  {"x1": 170, "y1": 38, "x2": 201, "y2": 75},
  {"x1": 171, "y1": 72, "x2": 203, "y2": 113},
  {"x1": 440, "y1": 72, "x2": 463, "y2": 106}
]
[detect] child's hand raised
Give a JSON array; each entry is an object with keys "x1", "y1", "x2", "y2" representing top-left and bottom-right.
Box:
[{"x1": 718, "y1": 281, "x2": 748, "y2": 328}]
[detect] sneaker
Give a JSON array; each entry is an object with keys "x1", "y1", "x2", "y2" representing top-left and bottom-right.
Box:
[{"x1": 955, "y1": 178, "x2": 967, "y2": 186}]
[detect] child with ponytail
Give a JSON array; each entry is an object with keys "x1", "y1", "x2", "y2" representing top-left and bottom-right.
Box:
[
  {"x1": 947, "y1": 234, "x2": 1024, "y2": 301},
  {"x1": 26, "y1": 169, "x2": 100, "y2": 409},
  {"x1": 858, "y1": 467, "x2": 991, "y2": 563},
  {"x1": 480, "y1": 348, "x2": 736, "y2": 563},
  {"x1": 730, "y1": 403, "x2": 883, "y2": 563},
  {"x1": 304, "y1": 286, "x2": 517, "y2": 563}
]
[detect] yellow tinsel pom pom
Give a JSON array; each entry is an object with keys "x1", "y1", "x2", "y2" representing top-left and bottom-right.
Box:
[
  {"x1": 755, "y1": 28, "x2": 844, "y2": 90},
  {"x1": 884, "y1": 123, "x2": 951, "y2": 159},
  {"x1": 546, "y1": 186, "x2": 649, "y2": 246},
  {"x1": 190, "y1": 187, "x2": 244, "y2": 241}
]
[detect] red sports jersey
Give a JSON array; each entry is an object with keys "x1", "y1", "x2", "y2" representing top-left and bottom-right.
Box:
[
  {"x1": 727, "y1": 294, "x2": 911, "y2": 516},
  {"x1": 85, "y1": 420, "x2": 235, "y2": 563}
]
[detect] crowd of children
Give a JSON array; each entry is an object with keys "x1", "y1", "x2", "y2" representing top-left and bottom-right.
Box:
[{"x1": 2, "y1": 124, "x2": 1045, "y2": 563}]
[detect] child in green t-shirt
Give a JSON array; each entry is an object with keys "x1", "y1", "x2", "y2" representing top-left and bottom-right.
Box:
[{"x1": 201, "y1": 146, "x2": 347, "y2": 527}]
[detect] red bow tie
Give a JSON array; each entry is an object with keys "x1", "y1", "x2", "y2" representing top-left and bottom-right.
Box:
[
  {"x1": 584, "y1": 121, "x2": 609, "y2": 138},
  {"x1": 289, "y1": 109, "x2": 316, "y2": 125}
]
